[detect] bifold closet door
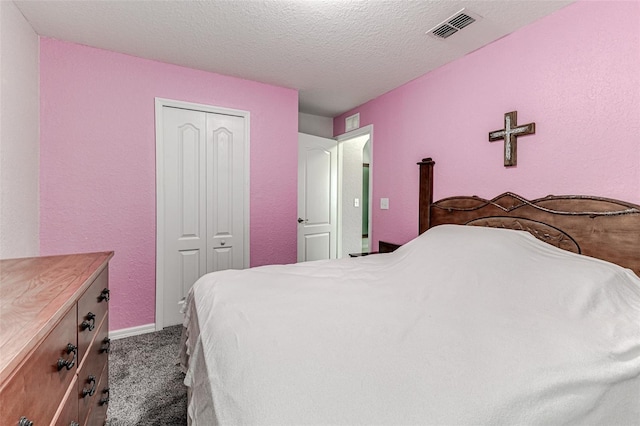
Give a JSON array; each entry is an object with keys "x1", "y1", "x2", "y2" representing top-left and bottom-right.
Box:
[{"x1": 162, "y1": 106, "x2": 245, "y2": 327}]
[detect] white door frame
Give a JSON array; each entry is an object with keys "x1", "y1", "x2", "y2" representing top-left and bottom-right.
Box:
[
  {"x1": 155, "y1": 97, "x2": 251, "y2": 330},
  {"x1": 335, "y1": 125, "x2": 373, "y2": 258}
]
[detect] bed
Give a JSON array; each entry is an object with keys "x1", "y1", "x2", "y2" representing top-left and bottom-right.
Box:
[{"x1": 180, "y1": 157, "x2": 640, "y2": 425}]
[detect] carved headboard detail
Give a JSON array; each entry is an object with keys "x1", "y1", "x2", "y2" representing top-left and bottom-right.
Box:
[
  {"x1": 466, "y1": 217, "x2": 581, "y2": 254},
  {"x1": 418, "y1": 158, "x2": 640, "y2": 277}
]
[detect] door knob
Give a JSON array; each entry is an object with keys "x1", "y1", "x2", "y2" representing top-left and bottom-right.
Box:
[{"x1": 297, "y1": 218, "x2": 308, "y2": 224}]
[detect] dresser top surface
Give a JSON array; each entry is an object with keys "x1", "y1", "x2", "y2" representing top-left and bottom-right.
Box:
[{"x1": 0, "y1": 251, "x2": 113, "y2": 385}]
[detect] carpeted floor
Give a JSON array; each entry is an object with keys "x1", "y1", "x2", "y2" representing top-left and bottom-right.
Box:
[{"x1": 106, "y1": 325, "x2": 187, "y2": 425}]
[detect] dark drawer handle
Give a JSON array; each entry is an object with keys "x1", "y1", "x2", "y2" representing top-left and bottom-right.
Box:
[
  {"x1": 57, "y1": 343, "x2": 78, "y2": 370},
  {"x1": 100, "y1": 337, "x2": 111, "y2": 354},
  {"x1": 81, "y1": 312, "x2": 96, "y2": 331},
  {"x1": 98, "y1": 288, "x2": 110, "y2": 302},
  {"x1": 19, "y1": 416, "x2": 33, "y2": 426},
  {"x1": 82, "y1": 375, "x2": 96, "y2": 397},
  {"x1": 70, "y1": 422, "x2": 80, "y2": 426},
  {"x1": 99, "y1": 387, "x2": 110, "y2": 406}
]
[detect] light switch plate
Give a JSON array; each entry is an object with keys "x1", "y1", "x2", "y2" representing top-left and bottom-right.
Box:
[
  {"x1": 380, "y1": 198, "x2": 389, "y2": 209},
  {"x1": 354, "y1": 198, "x2": 360, "y2": 207}
]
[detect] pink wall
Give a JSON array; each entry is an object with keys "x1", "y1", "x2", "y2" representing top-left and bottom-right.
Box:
[
  {"x1": 334, "y1": 0, "x2": 640, "y2": 249},
  {"x1": 40, "y1": 39, "x2": 299, "y2": 331}
]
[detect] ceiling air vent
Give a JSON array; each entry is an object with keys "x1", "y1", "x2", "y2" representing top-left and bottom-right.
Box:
[{"x1": 427, "y1": 8, "x2": 482, "y2": 40}]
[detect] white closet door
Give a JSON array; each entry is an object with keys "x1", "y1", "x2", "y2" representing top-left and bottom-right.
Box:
[
  {"x1": 206, "y1": 113, "x2": 245, "y2": 273},
  {"x1": 161, "y1": 106, "x2": 245, "y2": 327}
]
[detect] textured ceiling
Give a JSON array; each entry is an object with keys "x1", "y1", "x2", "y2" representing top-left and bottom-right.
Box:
[{"x1": 15, "y1": 0, "x2": 574, "y2": 117}]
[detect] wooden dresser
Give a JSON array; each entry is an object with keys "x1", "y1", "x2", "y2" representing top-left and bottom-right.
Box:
[{"x1": 0, "y1": 252, "x2": 114, "y2": 426}]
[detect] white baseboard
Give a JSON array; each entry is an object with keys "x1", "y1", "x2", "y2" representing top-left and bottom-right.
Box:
[{"x1": 109, "y1": 323, "x2": 156, "y2": 340}]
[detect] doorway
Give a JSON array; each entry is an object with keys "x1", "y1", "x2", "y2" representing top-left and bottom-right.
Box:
[
  {"x1": 297, "y1": 125, "x2": 373, "y2": 261},
  {"x1": 155, "y1": 98, "x2": 250, "y2": 330},
  {"x1": 336, "y1": 129, "x2": 372, "y2": 258}
]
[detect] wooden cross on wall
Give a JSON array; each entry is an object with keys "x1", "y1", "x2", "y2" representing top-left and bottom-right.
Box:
[{"x1": 489, "y1": 111, "x2": 535, "y2": 167}]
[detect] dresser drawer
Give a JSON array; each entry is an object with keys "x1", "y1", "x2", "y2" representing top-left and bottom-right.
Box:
[
  {"x1": 78, "y1": 314, "x2": 109, "y2": 425},
  {"x1": 53, "y1": 375, "x2": 80, "y2": 426},
  {"x1": 78, "y1": 268, "x2": 109, "y2": 364},
  {"x1": 0, "y1": 306, "x2": 77, "y2": 425},
  {"x1": 86, "y1": 363, "x2": 109, "y2": 426}
]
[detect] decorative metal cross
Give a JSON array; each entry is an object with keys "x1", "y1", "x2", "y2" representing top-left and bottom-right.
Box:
[{"x1": 488, "y1": 111, "x2": 535, "y2": 167}]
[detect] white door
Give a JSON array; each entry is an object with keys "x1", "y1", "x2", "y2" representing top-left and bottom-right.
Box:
[
  {"x1": 161, "y1": 106, "x2": 246, "y2": 327},
  {"x1": 297, "y1": 133, "x2": 338, "y2": 262}
]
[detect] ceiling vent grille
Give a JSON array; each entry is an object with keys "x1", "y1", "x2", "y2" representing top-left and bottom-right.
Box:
[{"x1": 427, "y1": 8, "x2": 482, "y2": 40}]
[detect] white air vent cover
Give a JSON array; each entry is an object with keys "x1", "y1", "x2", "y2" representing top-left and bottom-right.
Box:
[
  {"x1": 345, "y1": 113, "x2": 360, "y2": 132},
  {"x1": 427, "y1": 8, "x2": 482, "y2": 40}
]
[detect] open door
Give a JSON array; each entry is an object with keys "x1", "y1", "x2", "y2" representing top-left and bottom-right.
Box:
[{"x1": 297, "y1": 133, "x2": 338, "y2": 262}]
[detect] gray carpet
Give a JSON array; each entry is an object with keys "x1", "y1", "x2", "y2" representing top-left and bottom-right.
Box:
[{"x1": 106, "y1": 325, "x2": 187, "y2": 425}]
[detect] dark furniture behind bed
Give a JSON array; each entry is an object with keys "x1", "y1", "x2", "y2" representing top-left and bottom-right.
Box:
[
  {"x1": 349, "y1": 241, "x2": 402, "y2": 257},
  {"x1": 379, "y1": 241, "x2": 401, "y2": 253},
  {"x1": 418, "y1": 158, "x2": 640, "y2": 277}
]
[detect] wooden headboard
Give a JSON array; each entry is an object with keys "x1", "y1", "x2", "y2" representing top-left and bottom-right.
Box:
[{"x1": 418, "y1": 158, "x2": 640, "y2": 277}]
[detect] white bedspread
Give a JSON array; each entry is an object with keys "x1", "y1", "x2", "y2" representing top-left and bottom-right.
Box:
[{"x1": 181, "y1": 225, "x2": 640, "y2": 425}]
